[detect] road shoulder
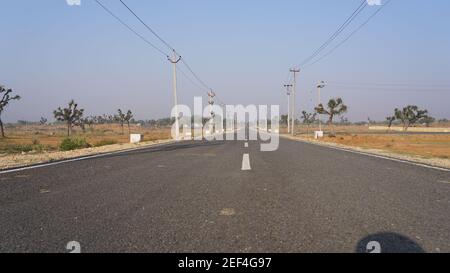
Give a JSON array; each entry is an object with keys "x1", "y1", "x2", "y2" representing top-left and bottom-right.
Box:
[{"x1": 0, "y1": 139, "x2": 176, "y2": 172}]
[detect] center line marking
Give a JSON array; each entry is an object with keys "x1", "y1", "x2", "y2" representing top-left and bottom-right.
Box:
[
  {"x1": 244, "y1": 142, "x2": 248, "y2": 148},
  {"x1": 241, "y1": 153, "x2": 251, "y2": 171}
]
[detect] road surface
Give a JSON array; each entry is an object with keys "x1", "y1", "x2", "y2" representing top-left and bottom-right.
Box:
[{"x1": 0, "y1": 136, "x2": 449, "y2": 253}]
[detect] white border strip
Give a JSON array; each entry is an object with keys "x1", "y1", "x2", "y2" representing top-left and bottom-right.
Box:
[
  {"x1": 0, "y1": 141, "x2": 178, "y2": 175},
  {"x1": 285, "y1": 137, "x2": 449, "y2": 172}
]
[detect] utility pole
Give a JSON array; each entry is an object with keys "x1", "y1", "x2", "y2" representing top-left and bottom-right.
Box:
[
  {"x1": 317, "y1": 81, "x2": 326, "y2": 132},
  {"x1": 289, "y1": 68, "x2": 300, "y2": 136},
  {"x1": 208, "y1": 90, "x2": 216, "y2": 135},
  {"x1": 284, "y1": 84, "x2": 292, "y2": 133},
  {"x1": 168, "y1": 50, "x2": 182, "y2": 140}
]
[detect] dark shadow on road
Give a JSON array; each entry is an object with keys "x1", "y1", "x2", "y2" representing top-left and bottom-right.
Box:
[{"x1": 356, "y1": 232, "x2": 425, "y2": 253}]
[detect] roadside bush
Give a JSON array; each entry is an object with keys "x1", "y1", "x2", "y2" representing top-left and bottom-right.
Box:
[
  {"x1": 3, "y1": 144, "x2": 47, "y2": 154},
  {"x1": 59, "y1": 138, "x2": 91, "y2": 151},
  {"x1": 94, "y1": 139, "x2": 118, "y2": 147}
]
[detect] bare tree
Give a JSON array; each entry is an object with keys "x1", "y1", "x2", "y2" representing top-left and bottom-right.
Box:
[
  {"x1": 53, "y1": 100, "x2": 84, "y2": 136},
  {"x1": 0, "y1": 85, "x2": 21, "y2": 138}
]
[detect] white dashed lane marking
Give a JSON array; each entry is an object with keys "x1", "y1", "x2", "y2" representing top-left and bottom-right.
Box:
[
  {"x1": 242, "y1": 153, "x2": 251, "y2": 171},
  {"x1": 244, "y1": 142, "x2": 248, "y2": 148}
]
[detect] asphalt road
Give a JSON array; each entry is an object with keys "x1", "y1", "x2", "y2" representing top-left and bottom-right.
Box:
[{"x1": 0, "y1": 135, "x2": 449, "y2": 253}]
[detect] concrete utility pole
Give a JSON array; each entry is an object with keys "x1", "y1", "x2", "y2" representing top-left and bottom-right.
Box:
[
  {"x1": 284, "y1": 84, "x2": 293, "y2": 133},
  {"x1": 208, "y1": 90, "x2": 216, "y2": 135},
  {"x1": 317, "y1": 81, "x2": 326, "y2": 132},
  {"x1": 289, "y1": 69, "x2": 300, "y2": 136},
  {"x1": 168, "y1": 50, "x2": 182, "y2": 140}
]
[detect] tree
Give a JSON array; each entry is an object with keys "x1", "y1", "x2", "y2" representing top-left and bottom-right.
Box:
[
  {"x1": 420, "y1": 116, "x2": 435, "y2": 127},
  {"x1": 280, "y1": 115, "x2": 288, "y2": 126},
  {"x1": 40, "y1": 117, "x2": 48, "y2": 125},
  {"x1": 124, "y1": 110, "x2": 133, "y2": 135},
  {"x1": 0, "y1": 85, "x2": 21, "y2": 138},
  {"x1": 53, "y1": 100, "x2": 84, "y2": 136},
  {"x1": 394, "y1": 105, "x2": 428, "y2": 131},
  {"x1": 117, "y1": 109, "x2": 126, "y2": 134},
  {"x1": 315, "y1": 97, "x2": 348, "y2": 126},
  {"x1": 386, "y1": 116, "x2": 395, "y2": 129},
  {"x1": 301, "y1": 111, "x2": 316, "y2": 137}
]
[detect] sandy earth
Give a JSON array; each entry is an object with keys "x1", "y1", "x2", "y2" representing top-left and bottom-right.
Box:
[
  {"x1": 0, "y1": 139, "x2": 175, "y2": 170},
  {"x1": 283, "y1": 135, "x2": 450, "y2": 170}
]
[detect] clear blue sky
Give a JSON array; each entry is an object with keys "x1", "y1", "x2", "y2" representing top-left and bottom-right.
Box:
[{"x1": 1, "y1": 0, "x2": 450, "y2": 122}]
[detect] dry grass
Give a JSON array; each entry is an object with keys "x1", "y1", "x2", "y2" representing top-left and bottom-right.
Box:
[
  {"x1": 0, "y1": 124, "x2": 171, "y2": 155},
  {"x1": 319, "y1": 134, "x2": 450, "y2": 159},
  {"x1": 281, "y1": 124, "x2": 450, "y2": 159}
]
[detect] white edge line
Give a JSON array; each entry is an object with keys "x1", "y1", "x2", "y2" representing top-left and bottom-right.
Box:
[
  {"x1": 285, "y1": 137, "x2": 449, "y2": 172},
  {"x1": 0, "y1": 141, "x2": 178, "y2": 175}
]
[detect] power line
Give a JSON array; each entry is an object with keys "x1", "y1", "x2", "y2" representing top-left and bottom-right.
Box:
[
  {"x1": 298, "y1": 0, "x2": 368, "y2": 67},
  {"x1": 93, "y1": 0, "x2": 169, "y2": 57},
  {"x1": 119, "y1": 0, "x2": 216, "y2": 100},
  {"x1": 180, "y1": 59, "x2": 212, "y2": 91},
  {"x1": 119, "y1": 0, "x2": 175, "y2": 52},
  {"x1": 305, "y1": 0, "x2": 393, "y2": 68},
  {"x1": 177, "y1": 66, "x2": 210, "y2": 94},
  {"x1": 326, "y1": 84, "x2": 450, "y2": 92}
]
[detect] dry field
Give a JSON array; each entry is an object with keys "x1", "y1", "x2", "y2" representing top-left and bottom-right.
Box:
[
  {"x1": 0, "y1": 124, "x2": 171, "y2": 155},
  {"x1": 281, "y1": 124, "x2": 450, "y2": 160}
]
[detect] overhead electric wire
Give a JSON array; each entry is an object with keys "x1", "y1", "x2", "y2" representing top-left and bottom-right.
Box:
[
  {"x1": 93, "y1": 0, "x2": 169, "y2": 57},
  {"x1": 305, "y1": 0, "x2": 392, "y2": 68},
  {"x1": 326, "y1": 83, "x2": 450, "y2": 92},
  {"x1": 180, "y1": 59, "x2": 213, "y2": 91},
  {"x1": 178, "y1": 66, "x2": 209, "y2": 94},
  {"x1": 119, "y1": 0, "x2": 216, "y2": 98},
  {"x1": 119, "y1": 0, "x2": 175, "y2": 52},
  {"x1": 298, "y1": 0, "x2": 368, "y2": 67}
]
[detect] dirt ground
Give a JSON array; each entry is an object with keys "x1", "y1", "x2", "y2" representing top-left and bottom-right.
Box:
[
  {"x1": 0, "y1": 124, "x2": 173, "y2": 170},
  {"x1": 0, "y1": 124, "x2": 171, "y2": 155},
  {"x1": 281, "y1": 124, "x2": 450, "y2": 160}
]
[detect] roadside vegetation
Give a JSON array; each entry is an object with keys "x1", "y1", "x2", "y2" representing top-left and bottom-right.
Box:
[
  {"x1": 278, "y1": 97, "x2": 450, "y2": 160},
  {"x1": 0, "y1": 84, "x2": 172, "y2": 156}
]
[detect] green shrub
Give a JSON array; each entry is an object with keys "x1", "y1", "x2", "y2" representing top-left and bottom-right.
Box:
[
  {"x1": 7, "y1": 144, "x2": 34, "y2": 153},
  {"x1": 94, "y1": 139, "x2": 118, "y2": 147},
  {"x1": 3, "y1": 144, "x2": 47, "y2": 154},
  {"x1": 59, "y1": 138, "x2": 91, "y2": 151}
]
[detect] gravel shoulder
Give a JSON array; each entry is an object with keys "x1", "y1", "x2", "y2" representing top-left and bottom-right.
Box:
[
  {"x1": 282, "y1": 134, "x2": 450, "y2": 170},
  {"x1": 0, "y1": 139, "x2": 175, "y2": 171}
]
